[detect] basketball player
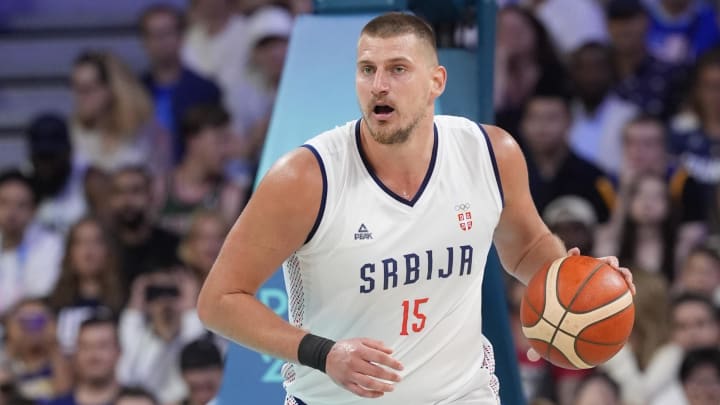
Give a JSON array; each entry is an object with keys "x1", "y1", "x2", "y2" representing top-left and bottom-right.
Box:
[{"x1": 197, "y1": 12, "x2": 635, "y2": 405}]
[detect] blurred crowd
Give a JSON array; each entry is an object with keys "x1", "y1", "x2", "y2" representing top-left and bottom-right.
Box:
[{"x1": 1, "y1": 0, "x2": 720, "y2": 404}]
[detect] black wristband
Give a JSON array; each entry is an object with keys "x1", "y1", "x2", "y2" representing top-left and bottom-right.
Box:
[{"x1": 298, "y1": 333, "x2": 336, "y2": 373}]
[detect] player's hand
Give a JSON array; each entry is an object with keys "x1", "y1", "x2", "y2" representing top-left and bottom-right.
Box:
[
  {"x1": 325, "y1": 337, "x2": 404, "y2": 398},
  {"x1": 567, "y1": 247, "x2": 636, "y2": 295}
]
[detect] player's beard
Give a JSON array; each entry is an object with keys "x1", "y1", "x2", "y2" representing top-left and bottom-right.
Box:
[{"x1": 365, "y1": 108, "x2": 425, "y2": 145}]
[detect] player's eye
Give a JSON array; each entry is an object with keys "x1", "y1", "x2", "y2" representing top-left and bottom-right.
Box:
[
  {"x1": 361, "y1": 65, "x2": 375, "y2": 75},
  {"x1": 392, "y1": 66, "x2": 407, "y2": 74}
]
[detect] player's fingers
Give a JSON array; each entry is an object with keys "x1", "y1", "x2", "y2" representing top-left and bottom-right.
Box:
[
  {"x1": 598, "y1": 255, "x2": 620, "y2": 268},
  {"x1": 359, "y1": 346, "x2": 404, "y2": 371},
  {"x1": 360, "y1": 338, "x2": 393, "y2": 354},
  {"x1": 353, "y1": 358, "x2": 402, "y2": 382},
  {"x1": 566, "y1": 247, "x2": 581, "y2": 256},
  {"x1": 345, "y1": 382, "x2": 385, "y2": 398},
  {"x1": 618, "y1": 267, "x2": 636, "y2": 295},
  {"x1": 351, "y1": 372, "x2": 395, "y2": 393}
]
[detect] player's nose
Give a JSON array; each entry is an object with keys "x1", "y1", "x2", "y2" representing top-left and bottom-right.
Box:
[{"x1": 371, "y1": 70, "x2": 390, "y2": 95}]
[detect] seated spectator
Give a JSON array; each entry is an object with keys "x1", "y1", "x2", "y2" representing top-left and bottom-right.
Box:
[
  {"x1": 159, "y1": 104, "x2": 244, "y2": 235},
  {"x1": 568, "y1": 41, "x2": 638, "y2": 176},
  {"x1": 600, "y1": 270, "x2": 672, "y2": 405},
  {"x1": 652, "y1": 293, "x2": 720, "y2": 404},
  {"x1": 643, "y1": 0, "x2": 720, "y2": 64},
  {"x1": 542, "y1": 196, "x2": 597, "y2": 254},
  {"x1": 114, "y1": 387, "x2": 158, "y2": 405},
  {"x1": 107, "y1": 166, "x2": 180, "y2": 291},
  {"x1": 48, "y1": 217, "x2": 124, "y2": 354},
  {"x1": 519, "y1": 86, "x2": 615, "y2": 223},
  {"x1": 0, "y1": 170, "x2": 62, "y2": 316},
  {"x1": 178, "y1": 339, "x2": 223, "y2": 405},
  {"x1": 70, "y1": 51, "x2": 171, "y2": 177},
  {"x1": 606, "y1": 0, "x2": 688, "y2": 119},
  {"x1": 139, "y1": 4, "x2": 223, "y2": 164},
  {"x1": 679, "y1": 347, "x2": 720, "y2": 405},
  {"x1": 2, "y1": 298, "x2": 72, "y2": 401},
  {"x1": 670, "y1": 48, "x2": 720, "y2": 187},
  {"x1": 25, "y1": 114, "x2": 87, "y2": 235},
  {"x1": 46, "y1": 312, "x2": 122, "y2": 405},
  {"x1": 0, "y1": 360, "x2": 35, "y2": 405},
  {"x1": 676, "y1": 242, "x2": 720, "y2": 305},
  {"x1": 608, "y1": 173, "x2": 680, "y2": 280},
  {"x1": 182, "y1": 0, "x2": 250, "y2": 96},
  {"x1": 117, "y1": 269, "x2": 204, "y2": 404},
  {"x1": 493, "y1": 5, "x2": 566, "y2": 137},
  {"x1": 573, "y1": 372, "x2": 622, "y2": 405},
  {"x1": 178, "y1": 210, "x2": 227, "y2": 283},
  {"x1": 226, "y1": 6, "x2": 292, "y2": 160}
]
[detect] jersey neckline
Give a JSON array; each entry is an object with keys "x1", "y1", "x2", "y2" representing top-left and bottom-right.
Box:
[{"x1": 354, "y1": 119, "x2": 439, "y2": 208}]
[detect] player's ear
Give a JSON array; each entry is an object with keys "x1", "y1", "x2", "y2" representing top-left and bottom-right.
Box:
[{"x1": 430, "y1": 65, "x2": 447, "y2": 98}]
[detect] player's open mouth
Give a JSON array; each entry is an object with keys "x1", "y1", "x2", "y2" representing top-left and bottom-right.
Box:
[{"x1": 373, "y1": 105, "x2": 395, "y2": 119}]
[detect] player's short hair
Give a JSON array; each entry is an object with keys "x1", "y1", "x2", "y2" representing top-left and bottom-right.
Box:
[
  {"x1": 180, "y1": 103, "x2": 230, "y2": 141},
  {"x1": 360, "y1": 12, "x2": 437, "y2": 61},
  {"x1": 138, "y1": 3, "x2": 186, "y2": 36},
  {"x1": 680, "y1": 346, "x2": 720, "y2": 384}
]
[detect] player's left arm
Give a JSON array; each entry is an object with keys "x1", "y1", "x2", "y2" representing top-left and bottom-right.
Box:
[{"x1": 483, "y1": 125, "x2": 635, "y2": 294}]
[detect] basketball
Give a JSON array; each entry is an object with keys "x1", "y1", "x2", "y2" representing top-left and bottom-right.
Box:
[{"x1": 520, "y1": 255, "x2": 635, "y2": 369}]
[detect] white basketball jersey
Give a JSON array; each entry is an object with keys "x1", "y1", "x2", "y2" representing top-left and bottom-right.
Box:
[{"x1": 282, "y1": 115, "x2": 504, "y2": 404}]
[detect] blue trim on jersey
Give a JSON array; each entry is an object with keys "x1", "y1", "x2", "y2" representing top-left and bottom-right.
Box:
[
  {"x1": 294, "y1": 397, "x2": 308, "y2": 405},
  {"x1": 476, "y1": 123, "x2": 505, "y2": 206},
  {"x1": 301, "y1": 144, "x2": 328, "y2": 244},
  {"x1": 354, "y1": 119, "x2": 438, "y2": 207}
]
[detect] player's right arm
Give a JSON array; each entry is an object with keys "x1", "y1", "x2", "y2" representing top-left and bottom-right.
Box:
[{"x1": 196, "y1": 147, "x2": 402, "y2": 398}]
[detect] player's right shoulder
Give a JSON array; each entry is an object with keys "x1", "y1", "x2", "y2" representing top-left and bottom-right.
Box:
[{"x1": 258, "y1": 146, "x2": 323, "y2": 199}]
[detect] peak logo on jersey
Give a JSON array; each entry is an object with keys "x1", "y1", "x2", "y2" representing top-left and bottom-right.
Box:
[
  {"x1": 355, "y1": 223, "x2": 373, "y2": 240},
  {"x1": 455, "y1": 202, "x2": 473, "y2": 231}
]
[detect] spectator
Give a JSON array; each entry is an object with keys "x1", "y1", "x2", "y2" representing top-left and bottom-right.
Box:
[
  {"x1": 679, "y1": 347, "x2": 720, "y2": 405},
  {"x1": 573, "y1": 372, "x2": 622, "y2": 405},
  {"x1": 70, "y1": 51, "x2": 171, "y2": 177},
  {"x1": 643, "y1": 0, "x2": 720, "y2": 64},
  {"x1": 652, "y1": 293, "x2": 720, "y2": 404},
  {"x1": 519, "y1": 86, "x2": 615, "y2": 223},
  {"x1": 107, "y1": 166, "x2": 180, "y2": 290},
  {"x1": 670, "y1": 48, "x2": 720, "y2": 186},
  {"x1": 2, "y1": 298, "x2": 72, "y2": 401},
  {"x1": 178, "y1": 210, "x2": 227, "y2": 283},
  {"x1": 114, "y1": 387, "x2": 157, "y2": 405},
  {"x1": 600, "y1": 270, "x2": 672, "y2": 405},
  {"x1": 493, "y1": 5, "x2": 566, "y2": 137},
  {"x1": 46, "y1": 312, "x2": 122, "y2": 405},
  {"x1": 0, "y1": 360, "x2": 35, "y2": 405},
  {"x1": 159, "y1": 104, "x2": 244, "y2": 235},
  {"x1": 117, "y1": 269, "x2": 204, "y2": 404},
  {"x1": 178, "y1": 339, "x2": 223, "y2": 405},
  {"x1": 139, "y1": 4, "x2": 223, "y2": 164},
  {"x1": 25, "y1": 114, "x2": 87, "y2": 235},
  {"x1": 606, "y1": 0, "x2": 688, "y2": 119},
  {"x1": 526, "y1": 0, "x2": 608, "y2": 56},
  {"x1": 0, "y1": 170, "x2": 62, "y2": 316},
  {"x1": 542, "y1": 196, "x2": 597, "y2": 255},
  {"x1": 568, "y1": 42, "x2": 638, "y2": 176},
  {"x1": 676, "y1": 243, "x2": 720, "y2": 304},
  {"x1": 602, "y1": 173, "x2": 679, "y2": 280},
  {"x1": 596, "y1": 116, "x2": 708, "y2": 269},
  {"x1": 182, "y1": 0, "x2": 250, "y2": 95},
  {"x1": 48, "y1": 217, "x2": 124, "y2": 354}
]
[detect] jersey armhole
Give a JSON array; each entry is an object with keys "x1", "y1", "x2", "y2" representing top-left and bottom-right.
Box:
[
  {"x1": 476, "y1": 123, "x2": 505, "y2": 207},
  {"x1": 300, "y1": 144, "x2": 328, "y2": 244}
]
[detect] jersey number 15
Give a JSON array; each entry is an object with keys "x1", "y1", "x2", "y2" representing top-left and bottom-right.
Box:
[{"x1": 400, "y1": 298, "x2": 429, "y2": 335}]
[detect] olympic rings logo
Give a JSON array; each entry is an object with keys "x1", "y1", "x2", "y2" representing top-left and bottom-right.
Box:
[{"x1": 454, "y1": 203, "x2": 471, "y2": 211}]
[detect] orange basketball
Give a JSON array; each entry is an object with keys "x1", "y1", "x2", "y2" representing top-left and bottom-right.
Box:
[{"x1": 520, "y1": 255, "x2": 635, "y2": 369}]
